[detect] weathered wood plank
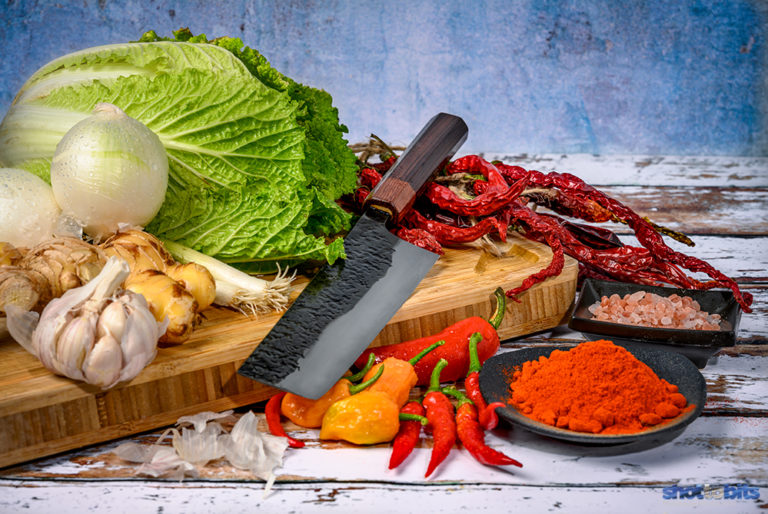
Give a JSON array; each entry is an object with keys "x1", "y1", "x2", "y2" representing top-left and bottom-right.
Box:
[
  {"x1": 3, "y1": 413, "x2": 765, "y2": 487},
  {"x1": 580, "y1": 186, "x2": 768, "y2": 236},
  {"x1": 482, "y1": 153, "x2": 768, "y2": 187},
  {"x1": 614, "y1": 235, "x2": 768, "y2": 283},
  {"x1": 1, "y1": 480, "x2": 763, "y2": 513}
]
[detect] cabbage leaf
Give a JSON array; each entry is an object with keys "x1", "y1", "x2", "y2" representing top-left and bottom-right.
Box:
[{"x1": 0, "y1": 30, "x2": 357, "y2": 273}]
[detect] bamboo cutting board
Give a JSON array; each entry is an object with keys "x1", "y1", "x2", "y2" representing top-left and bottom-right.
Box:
[{"x1": 0, "y1": 233, "x2": 577, "y2": 468}]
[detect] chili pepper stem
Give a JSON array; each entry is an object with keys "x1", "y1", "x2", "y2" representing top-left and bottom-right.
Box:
[
  {"x1": 442, "y1": 386, "x2": 470, "y2": 405},
  {"x1": 348, "y1": 353, "x2": 377, "y2": 382},
  {"x1": 399, "y1": 412, "x2": 429, "y2": 425},
  {"x1": 348, "y1": 364, "x2": 385, "y2": 395},
  {"x1": 427, "y1": 358, "x2": 449, "y2": 393},
  {"x1": 408, "y1": 340, "x2": 446, "y2": 366},
  {"x1": 487, "y1": 287, "x2": 506, "y2": 329},
  {"x1": 467, "y1": 332, "x2": 484, "y2": 375}
]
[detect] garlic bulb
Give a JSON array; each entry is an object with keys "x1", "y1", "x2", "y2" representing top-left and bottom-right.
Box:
[
  {"x1": 50, "y1": 102, "x2": 169, "y2": 240},
  {"x1": 6, "y1": 257, "x2": 166, "y2": 389}
]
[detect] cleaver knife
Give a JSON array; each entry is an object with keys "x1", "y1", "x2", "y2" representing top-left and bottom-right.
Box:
[{"x1": 237, "y1": 113, "x2": 468, "y2": 399}]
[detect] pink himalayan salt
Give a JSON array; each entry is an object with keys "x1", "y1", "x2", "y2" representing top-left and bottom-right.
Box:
[{"x1": 588, "y1": 291, "x2": 721, "y2": 330}]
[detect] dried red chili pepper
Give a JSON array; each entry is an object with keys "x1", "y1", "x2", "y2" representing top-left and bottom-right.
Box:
[
  {"x1": 495, "y1": 162, "x2": 752, "y2": 312},
  {"x1": 354, "y1": 288, "x2": 506, "y2": 385},
  {"x1": 443, "y1": 386, "x2": 522, "y2": 468},
  {"x1": 371, "y1": 154, "x2": 397, "y2": 173},
  {"x1": 425, "y1": 155, "x2": 529, "y2": 217},
  {"x1": 395, "y1": 227, "x2": 444, "y2": 255},
  {"x1": 389, "y1": 401, "x2": 427, "y2": 469},
  {"x1": 265, "y1": 392, "x2": 305, "y2": 448},
  {"x1": 406, "y1": 209, "x2": 508, "y2": 245},
  {"x1": 520, "y1": 186, "x2": 614, "y2": 223},
  {"x1": 464, "y1": 332, "x2": 505, "y2": 431},
  {"x1": 359, "y1": 167, "x2": 383, "y2": 189},
  {"x1": 501, "y1": 199, "x2": 566, "y2": 300},
  {"x1": 423, "y1": 359, "x2": 457, "y2": 478},
  {"x1": 516, "y1": 204, "x2": 696, "y2": 290}
]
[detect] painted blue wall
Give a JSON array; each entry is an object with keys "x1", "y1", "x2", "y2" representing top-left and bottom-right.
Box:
[{"x1": 1, "y1": 0, "x2": 765, "y2": 156}]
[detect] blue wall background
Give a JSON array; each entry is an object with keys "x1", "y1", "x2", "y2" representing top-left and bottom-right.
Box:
[{"x1": 1, "y1": 0, "x2": 765, "y2": 156}]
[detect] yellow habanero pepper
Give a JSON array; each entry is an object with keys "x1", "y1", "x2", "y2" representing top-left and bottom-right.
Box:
[
  {"x1": 281, "y1": 355, "x2": 381, "y2": 428},
  {"x1": 362, "y1": 340, "x2": 445, "y2": 408},
  {"x1": 319, "y1": 390, "x2": 400, "y2": 445}
]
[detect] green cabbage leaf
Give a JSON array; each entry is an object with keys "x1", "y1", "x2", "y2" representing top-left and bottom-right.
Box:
[{"x1": 0, "y1": 29, "x2": 357, "y2": 273}]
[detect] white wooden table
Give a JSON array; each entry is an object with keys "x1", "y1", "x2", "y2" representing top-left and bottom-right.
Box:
[{"x1": 1, "y1": 155, "x2": 766, "y2": 513}]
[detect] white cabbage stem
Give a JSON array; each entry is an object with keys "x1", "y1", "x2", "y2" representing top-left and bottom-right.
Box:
[{"x1": 162, "y1": 240, "x2": 294, "y2": 315}]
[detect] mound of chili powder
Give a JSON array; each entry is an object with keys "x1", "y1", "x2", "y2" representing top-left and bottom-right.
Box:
[{"x1": 509, "y1": 340, "x2": 692, "y2": 434}]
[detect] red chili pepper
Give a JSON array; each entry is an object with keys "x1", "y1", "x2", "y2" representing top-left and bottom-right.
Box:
[
  {"x1": 389, "y1": 401, "x2": 427, "y2": 469},
  {"x1": 478, "y1": 401, "x2": 507, "y2": 431},
  {"x1": 463, "y1": 332, "x2": 487, "y2": 411},
  {"x1": 443, "y1": 387, "x2": 522, "y2": 468},
  {"x1": 354, "y1": 288, "x2": 506, "y2": 385},
  {"x1": 423, "y1": 359, "x2": 456, "y2": 478},
  {"x1": 463, "y1": 332, "x2": 504, "y2": 430},
  {"x1": 265, "y1": 392, "x2": 305, "y2": 448}
]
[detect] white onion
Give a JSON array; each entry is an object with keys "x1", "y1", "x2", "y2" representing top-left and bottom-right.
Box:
[
  {"x1": 50, "y1": 103, "x2": 168, "y2": 240},
  {"x1": 0, "y1": 167, "x2": 61, "y2": 247}
]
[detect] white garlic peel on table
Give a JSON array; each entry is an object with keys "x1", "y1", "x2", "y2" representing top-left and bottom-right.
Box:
[{"x1": 6, "y1": 257, "x2": 167, "y2": 389}]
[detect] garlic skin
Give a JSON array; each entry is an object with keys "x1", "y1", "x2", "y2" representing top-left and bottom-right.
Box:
[{"x1": 6, "y1": 257, "x2": 166, "y2": 389}]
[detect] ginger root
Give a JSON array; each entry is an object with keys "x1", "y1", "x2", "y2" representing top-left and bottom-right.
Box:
[
  {"x1": 0, "y1": 242, "x2": 25, "y2": 266},
  {"x1": 20, "y1": 237, "x2": 107, "y2": 306},
  {"x1": 101, "y1": 229, "x2": 174, "y2": 273},
  {"x1": 1, "y1": 238, "x2": 106, "y2": 314},
  {"x1": 102, "y1": 229, "x2": 216, "y2": 344},
  {"x1": 0, "y1": 266, "x2": 47, "y2": 314},
  {"x1": 124, "y1": 269, "x2": 198, "y2": 345}
]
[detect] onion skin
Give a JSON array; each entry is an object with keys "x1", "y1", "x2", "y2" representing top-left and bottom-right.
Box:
[{"x1": 50, "y1": 103, "x2": 169, "y2": 240}]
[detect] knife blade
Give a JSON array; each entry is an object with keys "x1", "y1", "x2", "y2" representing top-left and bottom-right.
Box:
[{"x1": 238, "y1": 113, "x2": 468, "y2": 399}]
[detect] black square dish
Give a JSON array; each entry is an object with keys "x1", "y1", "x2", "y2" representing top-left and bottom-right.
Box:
[{"x1": 568, "y1": 279, "x2": 742, "y2": 368}]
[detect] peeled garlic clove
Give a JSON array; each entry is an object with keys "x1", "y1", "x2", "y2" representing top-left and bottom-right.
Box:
[{"x1": 82, "y1": 334, "x2": 123, "y2": 388}]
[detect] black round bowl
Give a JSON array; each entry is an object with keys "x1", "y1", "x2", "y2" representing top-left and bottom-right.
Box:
[{"x1": 478, "y1": 345, "x2": 706, "y2": 445}]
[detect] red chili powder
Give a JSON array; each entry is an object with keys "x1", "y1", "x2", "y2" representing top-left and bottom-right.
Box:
[{"x1": 509, "y1": 340, "x2": 694, "y2": 435}]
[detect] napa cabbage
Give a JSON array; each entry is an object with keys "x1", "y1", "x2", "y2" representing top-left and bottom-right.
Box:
[{"x1": 0, "y1": 29, "x2": 357, "y2": 273}]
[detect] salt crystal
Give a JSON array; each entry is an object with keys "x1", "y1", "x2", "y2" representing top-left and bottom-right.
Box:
[{"x1": 589, "y1": 290, "x2": 721, "y2": 331}]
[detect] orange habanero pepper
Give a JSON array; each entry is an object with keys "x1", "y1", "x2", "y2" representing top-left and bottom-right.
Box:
[{"x1": 280, "y1": 355, "x2": 381, "y2": 428}]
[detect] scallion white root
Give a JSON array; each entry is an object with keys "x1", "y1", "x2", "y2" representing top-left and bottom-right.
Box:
[{"x1": 162, "y1": 240, "x2": 294, "y2": 315}]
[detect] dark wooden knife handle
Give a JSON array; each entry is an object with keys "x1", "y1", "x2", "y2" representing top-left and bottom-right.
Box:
[{"x1": 365, "y1": 113, "x2": 468, "y2": 224}]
